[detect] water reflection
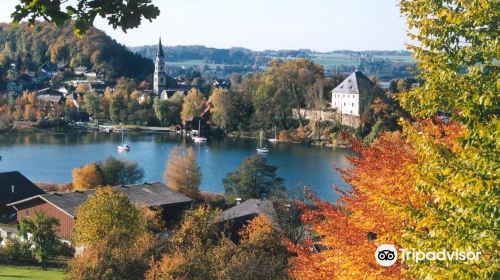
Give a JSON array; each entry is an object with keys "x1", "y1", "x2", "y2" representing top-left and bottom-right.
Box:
[{"x1": 0, "y1": 131, "x2": 353, "y2": 201}]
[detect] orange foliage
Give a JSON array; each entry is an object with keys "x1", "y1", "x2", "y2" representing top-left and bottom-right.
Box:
[{"x1": 288, "y1": 131, "x2": 422, "y2": 280}]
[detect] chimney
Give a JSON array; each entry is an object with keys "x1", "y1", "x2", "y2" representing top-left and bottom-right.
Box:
[
  {"x1": 11, "y1": 185, "x2": 15, "y2": 193},
  {"x1": 236, "y1": 198, "x2": 241, "y2": 205}
]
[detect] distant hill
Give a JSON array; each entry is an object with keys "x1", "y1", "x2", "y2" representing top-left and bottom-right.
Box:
[
  {"x1": 0, "y1": 22, "x2": 153, "y2": 81},
  {"x1": 131, "y1": 44, "x2": 414, "y2": 80}
]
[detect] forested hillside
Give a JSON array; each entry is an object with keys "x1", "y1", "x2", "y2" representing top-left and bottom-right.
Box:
[
  {"x1": 131, "y1": 44, "x2": 415, "y2": 79},
  {"x1": 0, "y1": 22, "x2": 153, "y2": 81}
]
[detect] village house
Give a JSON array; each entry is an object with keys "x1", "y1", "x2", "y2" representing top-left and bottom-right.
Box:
[
  {"x1": 8, "y1": 182, "x2": 193, "y2": 241},
  {"x1": 0, "y1": 171, "x2": 46, "y2": 242},
  {"x1": 220, "y1": 199, "x2": 279, "y2": 241}
]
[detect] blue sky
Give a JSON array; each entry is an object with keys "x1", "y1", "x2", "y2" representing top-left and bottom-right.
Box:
[{"x1": 0, "y1": 0, "x2": 409, "y2": 51}]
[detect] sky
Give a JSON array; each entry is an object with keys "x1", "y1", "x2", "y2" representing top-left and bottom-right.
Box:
[{"x1": 0, "y1": 0, "x2": 410, "y2": 51}]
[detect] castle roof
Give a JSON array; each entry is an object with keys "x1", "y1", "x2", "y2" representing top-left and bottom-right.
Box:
[{"x1": 332, "y1": 70, "x2": 375, "y2": 94}]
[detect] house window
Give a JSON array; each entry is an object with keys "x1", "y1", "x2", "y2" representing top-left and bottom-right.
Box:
[
  {"x1": 352, "y1": 103, "x2": 354, "y2": 106},
  {"x1": 350, "y1": 110, "x2": 353, "y2": 114},
  {"x1": 344, "y1": 103, "x2": 346, "y2": 106}
]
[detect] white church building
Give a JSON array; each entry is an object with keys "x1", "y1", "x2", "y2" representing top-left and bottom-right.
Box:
[
  {"x1": 331, "y1": 70, "x2": 380, "y2": 116},
  {"x1": 153, "y1": 38, "x2": 168, "y2": 96}
]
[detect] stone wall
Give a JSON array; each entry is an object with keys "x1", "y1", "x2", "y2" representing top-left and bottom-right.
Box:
[{"x1": 292, "y1": 108, "x2": 360, "y2": 129}]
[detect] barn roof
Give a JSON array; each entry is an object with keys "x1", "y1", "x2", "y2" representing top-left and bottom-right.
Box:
[
  {"x1": 0, "y1": 171, "x2": 45, "y2": 206},
  {"x1": 8, "y1": 182, "x2": 192, "y2": 218},
  {"x1": 331, "y1": 70, "x2": 375, "y2": 94},
  {"x1": 220, "y1": 199, "x2": 278, "y2": 224}
]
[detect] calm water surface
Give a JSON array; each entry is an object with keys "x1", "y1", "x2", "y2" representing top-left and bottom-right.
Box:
[{"x1": 0, "y1": 132, "x2": 353, "y2": 201}]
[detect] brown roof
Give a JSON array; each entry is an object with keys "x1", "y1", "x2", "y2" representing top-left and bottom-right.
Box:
[{"x1": 9, "y1": 182, "x2": 192, "y2": 218}]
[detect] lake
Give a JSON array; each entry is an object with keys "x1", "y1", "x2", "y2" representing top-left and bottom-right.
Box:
[{"x1": 0, "y1": 131, "x2": 353, "y2": 201}]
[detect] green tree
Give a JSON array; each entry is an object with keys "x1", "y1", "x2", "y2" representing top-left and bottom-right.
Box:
[
  {"x1": 18, "y1": 212, "x2": 61, "y2": 269},
  {"x1": 223, "y1": 155, "x2": 285, "y2": 202},
  {"x1": 398, "y1": 0, "x2": 499, "y2": 278},
  {"x1": 83, "y1": 91, "x2": 101, "y2": 117},
  {"x1": 164, "y1": 146, "x2": 201, "y2": 199},
  {"x1": 73, "y1": 187, "x2": 145, "y2": 246},
  {"x1": 109, "y1": 92, "x2": 127, "y2": 124},
  {"x1": 210, "y1": 88, "x2": 232, "y2": 130},
  {"x1": 11, "y1": 0, "x2": 160, "y2": 36},
  {"x1": 154, "y1": 95, "x2": 183, "y2": 126},
  {"x1": 99, "y1": 156, "x2": 144, "y2": 186}
]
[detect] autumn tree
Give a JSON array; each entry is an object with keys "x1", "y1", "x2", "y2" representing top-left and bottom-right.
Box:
[
  {"x1": 72, "y1": 187, "x2": 145, "y2": 247},
  {"x1": 213, "y1": 215, "x2": 290, "y2": 280},
  {"x1": 223, "y1": 155, "x2": 285, "y2": 202},
  {"x1": 72, "y1": 163, "x2": 104, "y2": 191},
  {"x1": 288, "y1": 132, "x2": 421, "y2": 279},
  {"x1": 145, "y1": 206, "x2": 221, "y2": 280},
  {"x1": 146, "y1": 207, "x2": 291, "y2": 280},
  {"x1": 164, "y1": 146, "x2": 201, "y2": 199},
  {"x1": 180, "y1": 88, "x2": 205, "y2": 124},
  {"x1": 70, "y1": 230, "x2": 159, "y2": 280},
  {"x1": 397, "y1": 0, "x2": 499, "y2": 278},
  {"x1": 210, "y1": 88, "x2": 232, "y2": 131},
  {"x1": 18, "y1": 212, "x2": 62, "y2": 269}
]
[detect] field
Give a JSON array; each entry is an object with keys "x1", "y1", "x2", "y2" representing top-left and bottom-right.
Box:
[
  {"x1": 164, "y1": 53, "x2": 414, "y2": 71},
  {"x1": 309, "y1": 53, "x2": 414, "y2": 69},
  {"x1": 0, "y1": 265, "x2": 65, "y2": 280}
]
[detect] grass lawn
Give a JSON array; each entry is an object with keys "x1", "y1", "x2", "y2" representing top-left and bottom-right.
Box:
[{"x1": 0, "y1": 265, "x2": 65, "y2": 280}]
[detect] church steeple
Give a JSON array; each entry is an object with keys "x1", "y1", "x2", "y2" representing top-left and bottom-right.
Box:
[
  {"x1": 157, "y1": 37, "x2": 164, "y2": 58},
  {"x1": 154, "y1": 36, "x2": 167, "y2": 96}
]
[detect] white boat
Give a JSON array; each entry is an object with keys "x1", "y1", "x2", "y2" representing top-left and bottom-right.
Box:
[
  {"x1": 117, "y1": 144, "x2": 130, "y2": 151},
  {"x1": 192, "y1": 120, "x2": 207, "y2": 143},
  {"x1": 117, "y1": 124, "x2": 130, "y2": 151},
  {"x1": 256, "y1": 130, "x2": 269, "y2": 153},
  {"x1": 269, "y1": 126, "x2": 279, "y2": 143}
]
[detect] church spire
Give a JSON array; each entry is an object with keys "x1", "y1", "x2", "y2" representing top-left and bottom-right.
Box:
[{"x1": 157, "y1": 37, "x2": 164, "y2": 58}]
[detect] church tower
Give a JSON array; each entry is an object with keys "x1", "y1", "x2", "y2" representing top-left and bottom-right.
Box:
[{"x1": 154, "y1": 37, "x2": 167, "y2": 96}]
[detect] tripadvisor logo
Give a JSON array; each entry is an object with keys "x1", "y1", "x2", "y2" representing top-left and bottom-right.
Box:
[
  {"x1": 374, "y1": 244, "x2": 482, "y2": 267},
  {"x1": 375, "y1": 244, "x2": 398, "y2": 267}
]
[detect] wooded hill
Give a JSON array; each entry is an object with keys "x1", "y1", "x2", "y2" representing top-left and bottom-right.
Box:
[{"x1": 0, "y1": 22, "x2": 153, "y2": 82}]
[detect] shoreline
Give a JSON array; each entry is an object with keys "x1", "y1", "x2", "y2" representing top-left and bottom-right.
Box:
[{"x1": 2, "y1": 122, "x2": 351, "y2": 148}]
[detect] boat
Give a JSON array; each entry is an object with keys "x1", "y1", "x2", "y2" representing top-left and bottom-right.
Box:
[
  {"x1": 192, "y1": 120, "x2": 207, "y2": 143},
  {"x1": 269, "y1": 126, "x2": 279, "y2": 143},
  {"x1": 256, "y1": 130, "x2": 269, "y2": 153},
  {"x1": 117, "y1": 123, "x2": 130, "y2": 151}
]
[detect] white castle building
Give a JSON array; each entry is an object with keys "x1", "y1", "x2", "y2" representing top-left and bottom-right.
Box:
[{"x1": 330, "y1": 70, "x2": 379, "y2": 116}]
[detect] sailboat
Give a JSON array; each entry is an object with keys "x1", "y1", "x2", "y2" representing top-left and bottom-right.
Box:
[
  {"x1": 268, "y1": 126, "x2": 278, "y2": 143},
  {"x1": 256, "y1": 130, "x2": 269, "y2": 153},
  {"x1": 117, "y1": 123, "x2": 130, "y2": 151},
  {"x1": 192, "y1": 120, "x2": 207, "y2": 143}
]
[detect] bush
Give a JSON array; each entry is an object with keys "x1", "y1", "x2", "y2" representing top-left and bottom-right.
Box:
[{"x1": 0, "y1": 237, "x2": 36, "y2": 265}]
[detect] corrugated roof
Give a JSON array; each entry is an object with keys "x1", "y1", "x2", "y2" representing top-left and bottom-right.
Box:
[
  {"x1": 220, "y1": 199, "x2": 278, "y2": 224},
  {"x1": 331, "y1": 70, "x2": 375, "y2": 94},
  {"x1": 13, "y1": 182, "x2": 192, "y2": 218}
]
